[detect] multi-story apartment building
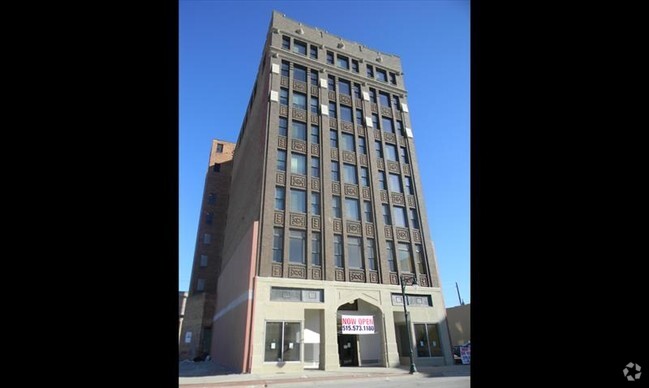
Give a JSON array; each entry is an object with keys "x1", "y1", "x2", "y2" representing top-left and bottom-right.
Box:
[{"x1": 198, "y1": 11, "x2": 453, "y2": 372}]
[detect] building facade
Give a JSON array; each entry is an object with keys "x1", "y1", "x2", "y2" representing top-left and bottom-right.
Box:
[
  {"x1": 205, "y1": 11, "x2": 453, "y2": 372},
  {"x1": 179, "y1": 139, "x2": 235, "y2": 360},
  {"x1": 446, "y1": 304, "x2": 471, "y2": 347}
]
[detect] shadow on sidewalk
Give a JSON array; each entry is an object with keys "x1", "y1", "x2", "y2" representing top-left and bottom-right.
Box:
[{"x1": 179, "y1": 360, "x2": 234, "y2": 377}]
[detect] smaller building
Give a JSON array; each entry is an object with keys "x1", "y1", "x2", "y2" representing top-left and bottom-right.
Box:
[{"x1": 446, "y1": 304, "x2": 470, "y2": 346}]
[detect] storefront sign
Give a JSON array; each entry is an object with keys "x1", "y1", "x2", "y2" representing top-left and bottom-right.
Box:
[{"x1": 341, "y1": 315, "x2": 375, "y2": 334}]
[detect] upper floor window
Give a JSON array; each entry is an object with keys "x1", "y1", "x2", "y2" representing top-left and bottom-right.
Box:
[
  {"x1": 345, "y1": 198, "x2": 361, "y2": 221},
  {"x1": 392, "y1": 95, "x2": 401, "y2": 110},
  {"x1": 208, "y1": 193, "x2": 216, "y2": 205},
  {"x1": 331, "y1": 161, "x2": 340, "y2": 182},
  {"x1": 367, "y1": 240, "x2": 377, "y2": 270},
  {"x1": 279, "y1": 117, "x2": 288, "y2": 136},
  {"x1": 216, "y1": 143, "x2": 223, "y2": 153},
  {"x1": 203, "y1": 233, "x2": 211, "y2": 244},
  {"x1": 340, "y1": 106, "x2": 352, "y2": 122},
  {"x1": 205, "y1": 212, "x2": 213, "y2": 225},
  {"x1": 293, "y1": 40, "x2": 307, "y2": 55},
  {"x1": 330, "y1": 130, "x2": 338, "y2": 148},
  {"x1": 337, "y1": 54, "x2": 349, "y2": 70},
  {"x1": 351, "y1": 59, "x2": 359, "y2": 73},
  {"x1": 291, "y1": 153, "x2": 307, "y2": 175},
  {"x1": 390, "y1": 72, "x2": 397, "y2": 85},
  {"x1": 341, "y1": 133, "x2": 355, "y2": 152},
  {"x1": 310, "y1": 69, "x2": 318, "y2": 84},
  {"x1": 338, "y1": 79, "x2": 351, "y2": 95},
  {"x1": 327, "y1": 75, "x2": 336, "y2": 91},
  {"x1": 396, "y1": 120, "x2": 404, "y2": 135},
  {"x1": 275, "y1": 187, "x2": 285, "y2": 210},
  {"x1": 200, "y1": 255, "x2": 208, "y2": 267},
  {"x1": 347, "y1": 236, "x2": 363, "y2": 269},
  {"x1": 415, "y1": 244, "x2": 426, "y2": 274},
  {"x1": 400, "y1": 147, "x2": 409, "y2": 164},
  {"x1": 310, "y1": 125, "x2": 319, "y2": 144},
  {"x1": 367, "y1": 64, "x2": 374, "y2": 78},
  {"x1": 352, "y1": 83, "x2": 361, "y2": 99},
  {"x1": 369, "y1": 88, "x2": 377, "y2": 103},
  {"x1": 382, "y1": 117, "x2": 394, "y2": 133},
  {"x1": 277, "y1": 149, "x2": 286, "y2": 171},
  {"x1": 378, "y1": 170, "x2": 387, "y2": 190},
  {"x1": 375, "y1": 141, "x2": 384, "y2": 159},
  {"x1": 310, "y1": 96, "x2": 319, "y2": 114},
  {"x1": 293, "y1": 93, "x2": 307, "y2": 111},
  {"x1": 332, "y1": 196, "x2": 342, "y2": 218},
  {"x1": 196, "y1": 278, "x2": 205, "y2": 292},
  {"x1": 328, "y1": 102, "x2": 337, "y2": 119},
  {"x1": 358, "y1": 137, "x2": 367, "y2": 155},
  {"x1": 311, "y1": 157, "x2": 320, "y2": 177},
  {"x1": 289, "y1": 229, "x2": 306, "y2": 264},
  {"x1": 371, "y1": 114, "x2": 379, "y2": 129},
  {"x1": 290, "y1": 189, "x2": 307, "y2": 213},
  {"x1": 397, "y1": 242, "x2": 413, "y2": 272},
  {"x1": 291, "y1": 120, "x2": 307, "y2": 140},
  {"x1": 281, "y1": 61, "x2": 290, "y2": 77},
  {"x1": 343, "y1": 163, "x2": 357, "y2": 185},
  {"x1": 334, "y1": 235, "x2": 344, "y2": 267},
  {"x1": 376, "y1": 68, "x2": 387, "y2": 82},
  {"x1": 404, "y1": 176, "x2": 414, "y2": 195},
  {"x1": 409, "y1": 208, "x2": 420, "y2": 229},
  {"x1": 293, "y1": 65, "x2": 307, "y2": 82},
  {"x1": 311, "y1": 192, "x2": 320, "y2": 215},
  {"x1": 379, "y1": 92, "x2": 391, "y2": 107},
  {"x1": 312, "y1": 233, "x2": 321, "y2": 266},
  {"x1": 310, "y1": 45, "x2": 318, "y2": 59},
  {"x1": 355, "y1": 109, "x2": 363, "y2": 126},
  {"x1": 280, "y1": 88, "x2": 288, "y2": 106},
  {"x1": 386, "y1": 241, "x2": 396, "y2": 271},
  {"x1": 385, "y1": 144, "x2": 398, "y2": 161},
  {"x1": 363, "y1": 201, "x2": 373, "y2": 223},
  {"x1": 326, "y1": 51, "x2": 334, "y2": 65},
  {"x1": 282, "y1": 35, "x2": 290, "y2": 50},
  {"x1": 393, "y1": 206, "x2": 408, "y2": 228},
  {"x1": 273, "y1": 228, "x2": 284, "y2": 262},
  {"x1": 389, "y1": 173, "x2": 403, "y2": 193},
  {"x1": 360, "y1": 167, "x2": 369, "y2": 187},
  {"x1": 382, "y1": 204, "x2": 392, "y2": 225},
  {"x1": 213, "y1": 163, "x2": 221, "y2": 172}
]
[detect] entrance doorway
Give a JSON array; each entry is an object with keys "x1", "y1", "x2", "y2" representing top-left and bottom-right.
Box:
[{"x1": 337, "y1": 334, "x2": 358, "y2": 366}]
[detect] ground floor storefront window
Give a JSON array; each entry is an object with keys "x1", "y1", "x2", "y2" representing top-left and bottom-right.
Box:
[
  {"x1": 264, "y1": 321, "x2": 301, "y2": 362},
  {"x1": 414, "y1": 323, "x2": 442, "y2": 357}
]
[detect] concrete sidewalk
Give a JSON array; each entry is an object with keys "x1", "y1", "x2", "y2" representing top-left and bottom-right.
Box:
[{"x1": 179, "y1": 363, "x2": 470, "y2": 387}]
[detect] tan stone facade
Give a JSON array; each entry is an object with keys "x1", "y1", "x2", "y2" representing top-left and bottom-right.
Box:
[{"x1": 446, "y1": 304, "x2": 471, "y2": 346}]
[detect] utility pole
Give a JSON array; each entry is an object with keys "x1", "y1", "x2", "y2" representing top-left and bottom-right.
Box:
[{"x1": 455, "y1": 282, "x2": 465, "y2": 306}]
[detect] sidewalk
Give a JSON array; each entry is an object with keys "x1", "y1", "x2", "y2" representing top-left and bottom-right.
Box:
[{"x1": 179, "y1": 362, "x2": 470, "y2": 387}]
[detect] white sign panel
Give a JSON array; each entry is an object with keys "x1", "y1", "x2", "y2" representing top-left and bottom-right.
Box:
[
  {"x1": 184, "y1": 331, "x2": 192, "y2": 344},
  {"x1": 341, "y1": 315, "x2": 375, "y2": 334}
]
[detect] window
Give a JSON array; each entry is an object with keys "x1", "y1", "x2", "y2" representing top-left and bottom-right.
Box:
[
  {"x1": 351, "y1": 59, "x2": 359, "y2": 73},
  {"x1": 203, "y1": 233, "x2": 211, "y2": 244},
  {"x1": 310, "y1": 45, "x2": 318, "y2": 59},
  {"x1": 277, "y1": 150, "x2": 287, "y2": 171},
  {"x1": 379, "y1": 92, "x2": 390, "y2": 107},
  {"x1": 337, "y1": 54, "x2": 349, "y2": 70},
  {"x1": 310, "y1": 69, "x2": 318, "y2": 84},
  {"x1": 332, "y1": 196, "x2": 341, "y2": 218},
  {"x1": 341, "y1": 133, "x2": 355, "y2": 152},
  {"x1": 312, "y1": 233, "x2": 321, "y2": 265},
  {"x1": 360, "y1": 167, "x2": 369, "y2": 187},
  {"x1": 387, "y1": 241, "x2": 396, "y2": 271},
  {"x1": 345, "y1": 198, "x2": 360, "y2": 221},
  {"x1": 282, "y1": 35, "x2": 290, "y2": 50},
  {"x1": 409, "y1": 209, "x2": 419, "y2": 229},
  {"x1": 334, "y1": 235, "x2": 343, "y2": 267},
  {"x1": 390, "y1": 72, "x2": 397, "y2": 85},
  {"x1": 327, "y1": 75, "x2": 336, "y2": 91},
  {"x1": 378, "y1": 170, "x2": 387, "y2": 190},
  {"x1": 405, "y1": 176, "x2": 414, "y2": 195},
  {"x1": 415, "y1": 244, "x2": 426, "y2": 274},
  {"x1": 199, "y1": 255, "x2": 208, "y2": 267},
  {"x1": 340, "y1": 106, "x2": 352, "y2": 122},
  {"x1": 326, "y1": 51, "x2": 334, "y2": 64},
  {"x1": 293, "y1": 92, "x2": 307, "y2": 110},
  {"x1": 330, "y1": 130, "x2": 338, "y2": 148},
  {"x1": 291, "y1": 121, "x2": 307, "y2": 140},
  {"x1": 310, "y1": 125, "x2": 320, "y2": 144},
  {"x1": 392, "y1": 95, "x2": 400, "y2": 109},
  {"x1": 358, "y1": 137, "x2": 366, "y2": 154},
  {"x1": 275, "y1": 187, "x2": 285, "y2": 210},
  {"x1": 281, "y1": 61, "x2": 289, "y2": 77},
  {"x1": 352, "y1": 83, "x2": 361, "y2": 98},
  {"x1": 367, "y1": 240, "x2": 377, "y2": 270},
  {"x1": 389, "y1": 173, "x2": 403, "y2": 193},
  {"x1": 311, "y1": 157, "x2": 320, "y2": 177},
  {"x1": 270, "y1": 287, "x2": 323, "y2": 302},
  {"x1": 372, "y1": 114, "x2": 379, "y2": 129},
  {"x1": 397, "y1": 242, "x2": 413, "y2": 272},
  {"x1": 264, "y1": 321, "x2": 301, "y2": 362},
  {"x1": 273, "y1": 228, "x2": 283, "y2": 262},
  {"x1": 208, "y1": 193, "x2": 216, "y2": 205},
  {"x1": 382, "y1": 117, "x2": 394, "y2": 133},
  {"x1": 347, "y1": 236, "x2": 363, "y2": 268},
  {"x1": 279, "y1": 117, "x2": 288, "y2": 136},
  {"x1": 311, "y1": 192, "x2": 320, "y2": 215},
  {"x1": 355, "y1": 109, "x2": 363, "y2": 125},
  {"x1": 369, "y1": 88, "x2": 376, "y2": 103},
  {"x1": 331, "y1": 161, "x2": 340, "y2": 182},
  {"x1": 343, "y1": 164, "x2": 357, "y2": 184},
  {"x1": 280, "y1": 88, "x2": 288, "y2": 106},
  {"x1": 328, "y1": 102, "x2": 337, "y2": 118},
  {"x1": 293, "y1": 65, "x2": 307, "y2": 82},
  {"x1": 289, "y1": 230, "x2": 306, "y2": 264},
  {"x1": 375, "y1": 141, "x2": 383, "y2": 158},
  {"x1": 338, "y1": 79, "x2": 351, "y2": 96},
  {"x1": 376, "y1": 68, "x2": 387, "y2": 82},
  {"x1": 396, "y1": 120, "x2": 404, "y2": 135},
  {"x1": 216, "y1": 143, "x2": 223, "y2": 153},
  {"x1": 385, "y1": 144, "x2": 398, "y2": 161},
  {"x1": 293, "y1": 40, "x2": 307, "y2": 55},
  {"x1": 394, "y1": 206, "x2": 408, "y2": 227},
  {"x1": 291, "y1": 154, "x2": 306, "y2": 175},
  {"x1": 367, "y1": 64, "x2": 374, "y2": 78},
  {"x1": 290, "y1": 189, "x2": 306, "y2": 213},
  {"x1": 196, "y1": 278, "x2": 205, "y2": 292},
  {"x1": 382, "y1": 204, "x2": 392, "y2": 225},
  {"x1": 363, "y1": 201, "x2": 373, "y2": 222},
  {"x1": 213, "y1": 163, "x2": 221, "y2": 172},
  {"x1": 415, "y1": 324, "x2": 443, "y2": 357},
  {"x1": 310, "y1": 97, "x2": 318, "y2": 114},
  {"x1": 205, "y1": 212, "x2": 213, "y2": 225}
]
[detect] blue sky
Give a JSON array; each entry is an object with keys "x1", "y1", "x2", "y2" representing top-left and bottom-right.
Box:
[{"x1": 180, "y1": 0, "x2": 470, "y2": 307}]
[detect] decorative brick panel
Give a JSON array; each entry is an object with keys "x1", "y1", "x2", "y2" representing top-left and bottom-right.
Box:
[
  {"x1": 288, "y1": 265, "x2": 307, "y2": 279},
  {"x1": 344, "y1": 184, "x2": 359, "y2": 197},
  {"x1": 332, "y1": 181, "x2": 340, "y2": 194},
  {"x1": 377, "y1": 158, "x2": 385, "y2": 170},
  {"x1": 399, "y1": 135, "x2": 407, "y2": 144},
  {"x1": 342, "y1": 150, "x2": 356, "y2": 163},
  {"x1": 346, "y1": 221, "x2": 362, "y2": 235},
  {"x1": 310, "y1": 114, "x2": 319, "y2": 125},
  {"x1": 401, "y1": 274, "x2": 416, "y2": 285},
  {"x1": 329, "y1": 118, "x2": 338, "y2": 129},
  {"x1": 362, "y1": 187, "x2": 370, "y2": 199},
  {"x1": 335, "y1": 269, "x2": 345, "y2": 281},
  {"x1": 291, "y1": 139, "x2": 307, "y2": 154},
  {"x1": 327, "y1": 91, "x2": 336, "y2": 101},
  {"x1": 387, "y1": 160, "x2": 399, "y2": 173},
  {"x1": 384, "y1": 132, "x2": 396, "y2": 144},
  {"x1": 365, "y1": 223, "x2": 374, "y2": 237},
  {"x1": 380, "y1": 106, "x2": 392, "y2": 117},
  {"x1": 280, "y1": 76, "x2": 289, "y2": 88},
  {"x1": 276, "y1": 172, "x2": 285, "y2": 185},
  {"x1": 310, "y1": 85, "x2": 319, "y2": 96},
  {"x1": 412, "y1": 230, "x2": 421, "y2": 243},
  {"x1": 349, "y1": 270, "x2": 365, "y2": 282},
  {"x1": 339, "y1": 94, "x2": 352, "y2": 106},
  {"x1": 380, "y1": 190, "x2": 389, "y2": 203},
  {"x1": 395, "y1": 227, "x2": 410, "y2": 241},
  {"x1": 369, "y1": 271, "x2": 379, "y2": 283},
  {"x1": 370, "y1": 103, "x2": 378, "y2": 113},
  {"x1": 312, "y1": 268, "x2": 322, "y2": 280},
  {"x1": 389, "y1": 273, "x2": 399, "y2": 285},
  {"x1": 278, "y1": 136, "x2": 287, "y2": 149},
  {"x1": 330, "y1": 148, "x2": 339, "y2": 160},
  {"x1": 290, "y1": 174, "x2": 307, "y2": 188},
  {"x1": 293, "y1": 79, "x2": 307, "y2": 93},
  {"x1": 272, "y1": 264, "x2": 282, "y2": 277},
  {"x1": 274, "y1": 211, "x2": 284, "y2": 225},
  {"x1": 418, "y1": 274, "x2": 429, "y2": 287},
  {"x1": 359, "y1": 154, "x2": 368, "y2": 166},
  {"x1": 279, "y1": 105, "x2": 288, "y2": 117},
  {"x1": 354, "y1": 98, "x2": 363, "y2": 107},
  {"x1": 385, "y1": 226, "x2": 393, "y2": 239},
  {"x1": 292, "y1": 108, "x2": 307, "y2": 122},
  {"x1": 311, "y1": 144, "x2": 320, "y2": 156},
  {"x1": 341, "y1": 120, "x2": 354, "y2": 133},
  {"x1": 311, "y1": 178, "x2": 320, "y2": 191},
  {"x1": 402, "y1": 165, "x2": 411, "y2": 175},
  {"x1": 333, "y1": 219, "x2": 342, "y2": 233},
  {"x1": 407, "y1": 195, "x2": 416, "y2": 208},
  {"x1": 391, "y1": 192, "x2": 405, "y2": 205},
  {"x1": 289, "y1": 213, "x2": 307, "y2": 228},
  {"x1": 374, "y1": 129, "x2": 382, "y2": 140},
  {"x1": 312, "y1": 216, "x2": 321, "y2": 230}
]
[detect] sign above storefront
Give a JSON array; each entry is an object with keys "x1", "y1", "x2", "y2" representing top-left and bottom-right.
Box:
[{"x1": 341, "y1": 315, "x2": 375, "y2": 334}]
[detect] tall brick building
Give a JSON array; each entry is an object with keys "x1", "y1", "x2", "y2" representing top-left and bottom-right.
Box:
[{"x1": 186, "y1": 11, "x2": 453, "y2": 372}]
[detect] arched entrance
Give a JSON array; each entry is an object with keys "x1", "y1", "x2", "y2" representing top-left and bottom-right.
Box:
[{"x1": 336, "y1": 298, "x2": 385, "y2": 367}]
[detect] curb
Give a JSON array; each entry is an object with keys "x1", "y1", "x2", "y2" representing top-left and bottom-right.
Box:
[{"x1": 180, "y1": 372, "x2": 415, "y2": 387}]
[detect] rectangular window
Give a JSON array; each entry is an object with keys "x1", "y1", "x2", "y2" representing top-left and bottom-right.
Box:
[
  {"x1": 366, "y1": 240, "x2": 377, "y2": 270},
  {"x1": 331, "y1": 161, "x2": 340, "y2": 182},
  {"x1": 310, "y1": 125, "x2": 319, "y2": 144},
  {"x1": 352, "y1": 83, "x2": 361, "y2": 98},
  {"x1": 292, "y1": 120, "x2": 307, "y2": 140},
  {"x1": 332, "y1": 196, "x2": 341, "y2": 218},
  {"x1": 196, "y1": 278, "x2": 205, "y2": 292},
  {"x1": 360, "y1": 167, "x2": 369, "y2": 187},
  {"x1": 293, "y1": 40, "x2": 307, "y2": 55},
  {"x1": 310, "y1": 96, "x2": 318, "y2": 114},
  {"x1": 400, "y1": 147, "x2": 409, "y2": 164},
  {"x1": 277, "y1": 149, "x2": 287, "y2": 171},
  {"x1": 386, "y1": 241, "x2": 396, "y2": 271},
  {"x1": 216, "y1": 143, "x2": 223, "y2": 153},
  {"x1": 405, "y1": 176, "x2": 414, "y2": 195},
  {"x1": 208, "y1": 193, "x2": 216, "y2": 205},
  {"x1": 311, "y1": 157, "x2": 320, "y2": 177},
  {"x1": 311, "y1": 192, "x2": 320, "y2": 215},
  {"x1": 345, "y1": 198, "x2": 360, "y2": 221},
  {"x1": 264, "y1": 321, "x2": 301, "y2": 362},
  {"x1": 293, "y1": 92, "x2": 307, "y2": 110},
  {"x1": 293, "y1": 64, "x2": 307, "y2": 82},
  {"x1": 213, "y1": 163, "x2": 221, "y2": 172},
  {"x1": 326, "y1": 51, "x2": 334, "y2": 64},
  {"x1": 273, "y1": 228, "x2": 284, "y2": 262},
  {"x1": 343, "y1": 164, "x2": 358, "y2": 184},
  {"x1": 282, "y1": 35, "x2": 290, "y2": 50},
  {"x1": 398, "y1": 242, "x2": 413, "y2": 272},
  {"x1": 372, "y1": 114, "x2": 379, "y2": 129},
  {"x1": 382, "y1": 117, "x2": 394, "y2": 133},
  {"x1": 376, "y1": 68, "x2": 387, "y2": 82},
  {"x1": 389, "y1": 173, "x2": 403, "y2": 193},
  {"x1": 351, "y1": 59, "x2": 359, "y2": 73},
  {"x1": 338, "y1": 79, "x2": 351, "y2": 95},
  {"x1": 290, "y1": 189, "x2": 307, "y2": 213},
  {"x1": 378, "y1": 170, "x2": 387, "y2": 190},
  {"x1": 369, "y1": 88, "x2": 377, "y2": 103},
  {"x1": 312, "y1": 233, "x2": 321, "y2": 266},
  {"x1": 382, "y1": 204, "x2": 392, "y2": 225},
  {"x1": 203, "y1": 233, "x2": 211, "y2": 244},
  {"x1": 310, "y1": 69, "x2": 318, "y2": 84},
  {"x1": 415, "y1": 324, "x2": 443, "y2": 357},
  {"x1": 393, "y1": 95, "x2": 400, "y2": 109},
  {"x1": 340, "y1": 106, "x2": 352, "y2": 122},
  {"x1": 281, "y1": 61, "x2": 290, "y2": 77},
  {"x1": 358, "y1": 137, "x2": 366, "y2": 155},
  {"x1": 328, "y1": 75, "x2": 336, "y2": 91},
  {"x1": 375, "y1": 141, "x2": 383, "y2": 159},
  {"x1": 363, "y1": 201, "x2": 373, "y2": 222},
  {"x1": 310, "y1": 45, "x2": 318, "y2": 59},
  {"x1": 415, "y1": 244, "x2": 426, "y2": 274},
  {"x1": 289, "y1": 230, "x2": 306, "y2": 264},
  {"x1": 347, "y1": 236, "x2": 363, "y2": 269},
  {"x1": 291, "y1": 153, "x2": 306, "y2": 175},
  {"x1": 334, "y1": 235, "x2": 343, "y2": 267},
  {"x1": 409, "y1": 209, "x2": 419, "y2": 229},
  {"x1": 328, "y1": 102, "x2": 337, "y2": 119},
  {"x1": 341, "y1": 133, "x2": 355, "y2": 152},
  {"x1": 275, "y1": 187, "x2": 285, "y2": 210},
  {"x1": 355, "y1": 109, "x2": 363, "y2": 125},
  {"x1": 279, "y1": 117, "x2": 288, "y2": 136},
  {"x1": 385, "y1": 144, "x2": 398, "y2": 161},
  {"x1": 390, "y1": 72, "x2": 397, "y2": 85},
  {"x1": 396, "y1": 120, "x2": 404, "y2": 135},
  {"x1": 200, "y1": 255, "x2": 208, "y2": 267},
  {"x1": 205, "y1": 212, "x2": 213, "y2": 225},
  {"x1": 337, "y1": 54, "x2": 349, "y2": 70},
  {"x1": 330, "y1": 130, "x2": 338, "y2": 148},
  {"x1": 280, "y1": 88, "x2": 288, "y2": 106},
  {"x1": 367, "y1": 64, "x2": 374, "y2": 78},
  {"x1": 379, "y1": 92, "x2": 390, "y2": 107},
  {"x1": 394, "y1": 206, "x2": 408, "y2": 228}
]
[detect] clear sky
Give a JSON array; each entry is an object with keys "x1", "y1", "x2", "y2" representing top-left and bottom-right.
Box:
[{"x1": 180, "y1": 0, "x2": 470, "y2": 307}]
